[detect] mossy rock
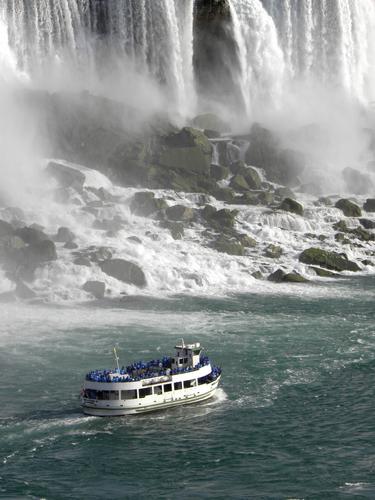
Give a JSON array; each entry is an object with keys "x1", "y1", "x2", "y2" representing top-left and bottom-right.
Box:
[
  {"x1": 233, "y1": 192, "x2": 259, "y2": 205},
  {"x1": 359, "y1": 218, "x2": 375, "y2": 230},
  {"x1": 363, "y1": 198, "x2": 375, "y2": 212},
  {"x1": 257, "y1": 191, "x2": 274, "y2": 205},
  {"x1": 264, "y1": 244, "x2": 282, "y2": 259},
  {"x1": 310, "y1": 266, "x2": 338, "y2": 278},
  {"x1": 161, "y1": 221, "x2": 184, "y2": 240},
  {"x1": 299, "y1": 247, "x2": 360, "y2": 272},
  {"x1": 165, "y1": 205, "x2": 195, "y2": 222},
  {"x1": 335, "y1": 199, "x2": 361, "y2": 217},
  {"x1": 159, "y1": 146, "x2": 211, "y2": 175},
  {"x1": 280, "y1": 197, "x2": 303, "y2": 216},
  {"x1": 237, "y1": 234, "x2": 257, "y2": 248},
  {"x1": 130, "y1": 191, "x2": 168, "y2": 217},
  {"x1": 333, "y1": 220, "x2": 349, "y2": 232},
  {"x1": 210, "y1": 164, "x2": 230, "y2": 181},
  {"x1": 243, "y1": 167, "x2": 262, "y2": 190},
  {"x1": 209, "y1": 208, "x2": 239, "y2": 230},
  {"x1": 252, "y1": 271, "x2": 263, "y2": 280},
  {"x1": 211, "y1": 237, "x2": 245, "y2": 256},
  {"x1": 99, "y1": 259, "x2": 146, "y2": 287},
  {"x1": 268, "y1": 269, "x2": 308, "y2": 283},
  {"x1": 275, "y1": 187, "x2": 295, "y2": 200},
  {"x1": 230, "y1": 174, "x2": 249, "y2": 192},
  {"x1": 213, "y1": 187, "x2": 236, "y2": 202}
]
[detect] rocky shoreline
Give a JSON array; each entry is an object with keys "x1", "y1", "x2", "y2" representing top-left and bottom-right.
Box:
[{"x1": 0, "y1": 91, "x2": 374, "y2": 302}]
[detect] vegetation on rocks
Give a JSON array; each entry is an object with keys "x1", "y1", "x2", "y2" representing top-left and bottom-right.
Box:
[{"x1": 299, "y1": 248, "x2": 360, "y2": 272}]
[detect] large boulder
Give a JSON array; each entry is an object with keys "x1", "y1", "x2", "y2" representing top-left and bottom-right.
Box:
[
  {"x1": 211, "y1": 236, "x2": 245, "y2": 256},
  {"x1": 268, "y1": 269, "x2": 308, "y2": 283},
  {"x1": 264, "y1": 244, "x2": 283, "y2": 259},
  {"x1": 245, "y1": 124, "x2": 304, "y2": 185},
  {"x1": 299, "y1": 248, "x2": 360, "y2": 272},
  {"x1": 335, "y1": 199, "x2": 362, "y2": 217},
  {"x1": 363, "y1": 198, "x2": 375, "y2": 212},
  {"x1": 279, "y1": 197, "x2": 304, "y2": 216},
  {"x1": 342, "y1": 167, "x2": 373, "y2": 195},
  {"x1": 130, "y1": 192, "x2": 168, "y2": 217},
  {"x1": 99, "y1": 259, "x2": 146, "y2": 287},
  {"x1": 359, "y1": 218, "x2": 375, "y2": 229},
  {"x1": 230, "y1": 174, "x2": 249, "y2": 192},
  {"x1": 54, "y1": 227, "x2": 75, "y2": 243},
  {"x1": 165, "y1": 205, "x2": 195, "y2": 222},
  {"x1": 83, "y1": 280, "x2": 106, "y2": 299},
  {"x1": 14, "y1": 226, "x2": 49, "y2": 245},
  {"x1": 45, "y1": 161, "x2": 85, "y2": 191},
  {"x1": 158, "y1": 127, "x2": 212, "y2": 175}
]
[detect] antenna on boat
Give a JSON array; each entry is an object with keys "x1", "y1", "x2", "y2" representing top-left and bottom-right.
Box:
[
  {"x1": 181, "y1": 338, "x2": 185, "y2": 348},
  {"x1": 113, "y1": 347, "x2": 120, "y2": 372}
]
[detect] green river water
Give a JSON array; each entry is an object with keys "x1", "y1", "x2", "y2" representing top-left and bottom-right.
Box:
[{"x1": 0, "y1": 277, "x2": 374, "y2": 499}]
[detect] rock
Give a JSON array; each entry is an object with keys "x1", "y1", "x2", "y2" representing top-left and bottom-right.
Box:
[
  {"x1": 349, "y1": 227, "x2": 374, "y2": 242},
  {"x1": 211, "y1": 236, "x2": 245, "y2": 256},
  {"x1": 25, "y1": 239, "x2": 58, "y2": 264},
  {"x1": 165, "y1": 205, "x2": 195, "y2": 222},
  {"x1": 318, "y1": 197, "x2": 332, "y2": 206},
  {"x1": 237, "y1": 234, "x2": 257, "y2": 247},
  {"x1": 267, "y1": 269, "x2": 285, "y2": 282},
  {"x1": 127, "y1": 236, "x2": 142, "y2": 244},
  {"x1": 209, "y1": 208, "x2": 238, "y2": 230},
  {"x1": 257, "y1": 191, "x2": 274, "y2": 205},
  {"x1": 230, "y1": 174, "x2": 249, "y2": 192},
  {"x1": 210, "y1": 164, "x2": 230, "y2": 181},
  {"x1": 201, "y1": 205, "x2": 217, "y2": 221},
  {"x1": 362, "y1": 259, "x2": 373, "y2": 266},
  {"x1": 99, "y1": 259, "x2": 146, "y2": 287},
  {"x1": 15, "y1": 226, "x2": 49, "y2": 245},
  {"x1": 54, "y1": 227, "x2": 75, "y2": 243},
  {"x1": 46, "y1": 161, "x2": 85, "y2": 190},
  {"x1": 191, "y1": 113, "x2": 228, "y2": 133},
  {"x1": 245, "y1": 124, "x2": 304, "y2": 185},
  {"x1": 233, "y1": 192, "x2": 259, "y2": 205},
  {"x1": 299, "y1": 248, "x2": 360, "y2": 272},
  {"x1": 204, "y1": 129, "x2": 220, "y2": 139},
  {"x1": 15, "y1": 281, "x2": 36, "y2": 299},
  {"x1": 342, "y1": 167, "x2": 373, "y2": 195},
  {"x1": 74, "y1": 257, "x2": 91, "y2": 267},
  {"x1": 359, "y1": 218, "x2": 375, "y2": 229},
  {"x1": 363, "y1": 198, "x2": 375, "y2": 212},
  {"x1": 162, "y1": 221, "x2": 184, "y2": 240},
  {"x1": 252, "y1": 271, "x2": 263, "y2": 280},
  {"x1": 64, "y1": 241, "x2": 78, "y2": 249},
  {"x1": 279, "y1": 197, "x2": 304, "y2": 216},
  {"x1": 310, "y1": 266, "x2": 338, "y2": 278},
  {"x1": 275, "y1": 187, "x2": 295, "y2": 200},
  {"x1": 130, "y1": 192, "x2": 168, "y2": 217},
  {"x1": 159, "y1": 127, "x2": 212, "y2": 175},
  {"x1": 264, "y1": 244, "x2": 283, "y2": 259},
  {"x1": 333, "y1": 220, "x2": 349, "y2": 232},
  {"x1": 212, "y1": 187, "x2": 236, "y2": 202},
  {"x1": 83, "y1": 280, "x2": 106, "y2": 299},
  {"x1": 335, "y1": 233, "x2": 350, "y2": 244},
  {"x1": 335, "y1": 199, "x2": 362, "y2": 217},
  {"x1": 268, "y1": 269, "x2": 308, "y2": 283},
  {"x1": 0, "y1": 220, "x2": 14, "y2": 238},
  {"x1": 243, "y1": 167, "x2": 262, "y2": 190}
]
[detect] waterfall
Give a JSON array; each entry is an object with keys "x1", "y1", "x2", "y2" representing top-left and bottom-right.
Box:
[
  {"x1": 0, "y1": 0, "x2": 374, "y2": 117},
  {"x1": 260, "y1": 0, "x2": 375, "y2": 103},
  {"x1": 0, "y1": 0, "x2": 196, "y2": 112}
]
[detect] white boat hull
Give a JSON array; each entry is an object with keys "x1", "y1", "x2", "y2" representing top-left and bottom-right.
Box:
[{"x1": 82, "y1": 377, "x2": 220, "y2": 417}]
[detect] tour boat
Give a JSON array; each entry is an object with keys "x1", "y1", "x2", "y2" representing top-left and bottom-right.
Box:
[{"x1": 81, "y1": 341, "x2": 222, "y2": 416}]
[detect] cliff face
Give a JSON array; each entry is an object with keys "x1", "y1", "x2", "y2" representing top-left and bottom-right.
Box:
[{"x1": 193, "y1": 0, "x2": 242, "y2": 109}]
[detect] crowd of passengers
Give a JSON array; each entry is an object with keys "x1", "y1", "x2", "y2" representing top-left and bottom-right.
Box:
[{"x1": 86, "y1": 355, "x2": 211, "y2": 383}]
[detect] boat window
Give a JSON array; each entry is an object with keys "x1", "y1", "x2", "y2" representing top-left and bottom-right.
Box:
[
  {"x1": 198, "y1": 376, "x2": 208, "y2": 385},
  {"x1": 179, "y1": 359, "x2": 183, "y2": 364},
  {"x1": 139, "y1": 387, "x2": 152, "y2": 398},
  {"x1": 164, "y1": 383, "x2": 172, "y2": 392},
  {"x1": 108, "y1": 390, "x2": 119, "y2": 400},
  {"x1": 96, "y1": 390, "x2": 119, "y2": 400},
  {"x1": 84, "y1": 389, "x2": 97, "y2": 399},
  {"x1": 184, "y1": 358, "x2": 188, "y2": 363},
  {"x1": 153, "y1": 385, "x2": 162, "y2": 395},
  {"x1": 121, "y1": 390, "x2": 137, "y2": 400},
  {"x1": 183, "y1": 379, "x2": 196, "y2": 389},
  {"x1": 174, "y1": 382, "x2": 182, "y2": 391}
]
